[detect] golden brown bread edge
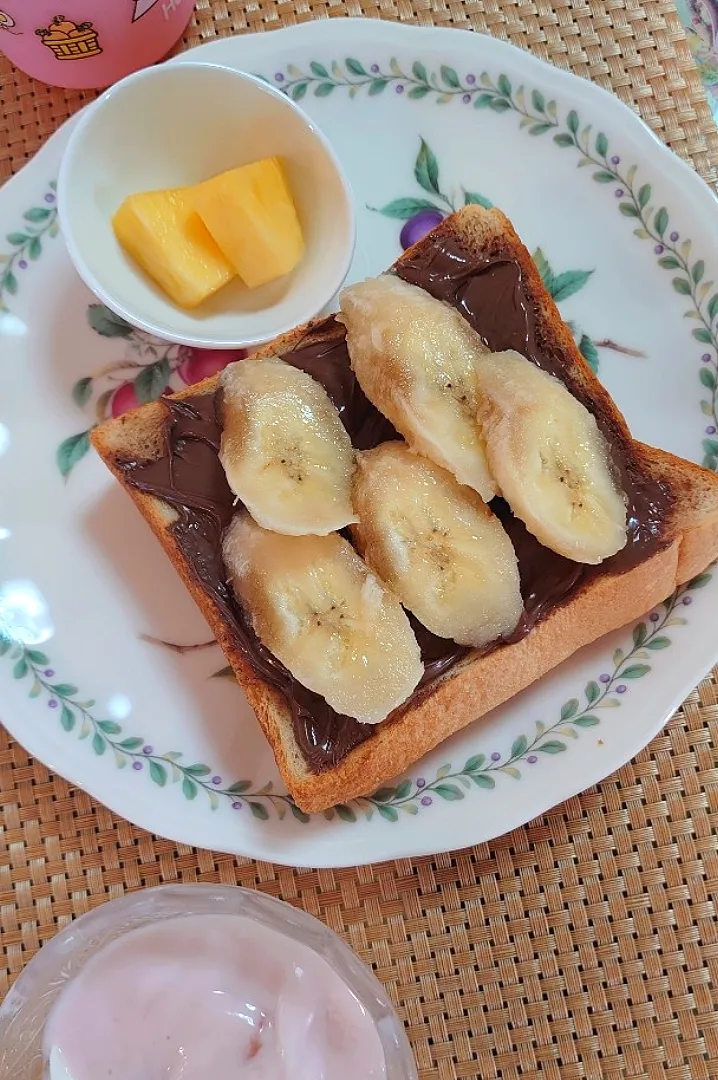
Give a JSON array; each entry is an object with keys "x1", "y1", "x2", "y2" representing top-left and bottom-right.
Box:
[{"x1": 92, "y1": 206, "x2": 718, "y2": 813}]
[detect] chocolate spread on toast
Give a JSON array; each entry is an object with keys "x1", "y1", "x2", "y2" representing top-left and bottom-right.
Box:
[{"x1": 120, "y1": 234, "x2": 672, "y2": 772}]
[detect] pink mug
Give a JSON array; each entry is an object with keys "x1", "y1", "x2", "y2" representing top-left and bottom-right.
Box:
[{"x1": 0, "y1": 2, "x2": 195, "y2": 89}]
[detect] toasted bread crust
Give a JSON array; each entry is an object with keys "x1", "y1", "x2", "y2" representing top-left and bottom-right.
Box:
[{"x1": 92, "y1": 207, "x2": 718, "y2": 812}]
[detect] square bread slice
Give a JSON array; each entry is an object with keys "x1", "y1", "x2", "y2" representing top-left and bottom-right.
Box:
[{"x1": 92, "y1": 207, "x2": 718, "y2": 813}]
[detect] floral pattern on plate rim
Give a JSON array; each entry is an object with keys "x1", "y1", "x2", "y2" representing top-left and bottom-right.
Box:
[
  {"x1": 0, "y1": 182, "x2": 59, "y2": 312},
  {"x1": 0, "y1": 58, "x2": 716, "y2": 825},
  {"x1": 1, "y1": 572, "x2": 713, "y2": 824}
]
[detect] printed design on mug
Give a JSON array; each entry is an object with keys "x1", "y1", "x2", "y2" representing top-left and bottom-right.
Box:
[
  {"x1": 35, "y1": 15, "x2": 103, "y2": 59},
  {"x1": 132, "y1": 0, "x2": 186, "y2": 20},
  {"x1": 0, "y1": 10, "x2": 20, "y2": 33}
]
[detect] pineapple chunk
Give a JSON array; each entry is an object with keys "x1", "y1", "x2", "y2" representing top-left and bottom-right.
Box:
[
  {"x1": 193, "y1": 158, "x2": 304, "y2": 289},
  {"x1": 112, "y1": 188, "x2": 235, "y2": 309}
]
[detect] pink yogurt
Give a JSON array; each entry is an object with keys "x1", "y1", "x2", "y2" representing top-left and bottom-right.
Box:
[{"x1": 43, "y1": 913, "x2": 388, "y2": 1079}]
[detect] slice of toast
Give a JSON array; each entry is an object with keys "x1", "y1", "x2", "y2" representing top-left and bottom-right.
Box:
[{"x1": 92, "y1": 207, "x2": 718, "y2": 813}]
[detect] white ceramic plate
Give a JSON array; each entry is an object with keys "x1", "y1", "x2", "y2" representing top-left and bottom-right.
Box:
[{"x1": 1, "y1": 20, "x2": 717, "y2": 869}]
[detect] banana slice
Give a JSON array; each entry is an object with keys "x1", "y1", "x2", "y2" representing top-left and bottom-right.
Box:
[
  {"x1": 222, "y1": 515, "x2": 423, "y2": 723},
  {"x1": 475, "y1": 350, "x2": 627, "y2": 563},
  {"x1": 338, "y1": 275, "x2": 496, "y2": 501},
  {"x1": 218, "y1": 356, "x2": 357, "y2": 536},
  {"x1": 351, "y1": 442, "x2": 522, "y2": 647}
]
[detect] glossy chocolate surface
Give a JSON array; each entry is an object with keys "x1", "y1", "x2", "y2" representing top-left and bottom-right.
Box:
[{"x1": 121, "y1": 233, "x2": 671, "y2": 771}]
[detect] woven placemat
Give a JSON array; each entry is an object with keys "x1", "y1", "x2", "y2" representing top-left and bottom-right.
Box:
[{"x1": 2, "y1": 3, "x2": 718, "y2": 1078}]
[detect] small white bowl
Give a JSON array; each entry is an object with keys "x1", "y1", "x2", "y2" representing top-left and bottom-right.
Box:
[{"x1": 57, "y1": 62, "x2": 356, "y2": 349}]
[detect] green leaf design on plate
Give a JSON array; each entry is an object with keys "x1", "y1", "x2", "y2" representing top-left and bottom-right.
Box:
[
  {"x1": 92, "y1": 732, "x2": 106, "y2": 756},
  {"x1": 646, "y1": 636, "x2": 670, "y2": 650},
  {"x1": 471, "y1": 774, "x2": 496, "y2": 789},
  {"x1": 50, "y1": 682, "x2": 78, "y2": 696},
  {"x1": 435, "y1": 783, "x2": 464, "y2": 801},
  {"x1": 550, "y1": 268, "x2": 594, "y2": 302},
  {"x1": 378, "y1": 804, "x2": 399, "y2": 822},
  {"x1": 372, "y1": 786, "x2": 397, "y2": 803},
  {"x1": 119, "y1": 737, "x2": 144, "y2": 751},
  {"x1": 97, "y1": 720, "x2": 121, "y2": 734},
  {"x1": 376, "y1": 197, "x2": 443, "y2": 219},
  {"x1": 414, "y1": 137, "x2": 440, "y2": 195},
  {"x1": 585, "y1": 681, "x2": 601, "y2": 705},
  {"x1": 24, "y1": 207, "x2": 51, "y2": 223},
  {"x1": 673, "y1": 278, "x2": 692, "y2": 296},
  {"x1": 537, "y1": 741, "x2": 567, "y2": 754},
  {"x1": 345, "y1": 58, "x2": 366, "y2": 76},
  {"x1": 227, "y1": 780, "x2": 251, "y2": 794},
  {"x1": 637, "y1": 183, "x2": 651, "y2": 208},
  {"x1": 574, "y1": 715, "x2": 600, "y2": 727},
  {"x1": 412, "y1": 60, "x2": 428, "y2": 83},
  {"x1": 620, "y1": 663, "x2": 651, "y2": 678},
  {"x1": 560, "y1": 699, "x2": 579, "y2": 721},
  {"x1": 511, "y1": 734, "x2": 528, "y2": 758},
  {"x1": 579, "y1": 335, "x2": 599, "y2": 373},
  {"x1": 464, "y1": 190, "x2": 494, "y2": 209},
  {"x1": 700, "y1": 368, "x2": 716, "y2": 390},
  {"x1": 60, "y1": 705, "x2": 75, "y2": 732},
  {"x1": 134, "y1": 357, "x2": 170, "y2": 404},
  {"x1": 182, "y1": 777, "x2": 198, "y2": 800},
  {"x1": 465, "y1": 754, "x2": 486, "y2": 772},
  {"x1": 150, "y1": 760, "x2": 167, "y2": 787},
  {"x1": 314, "y1": 82, "x2": 334, "y2": 97},
  {"x1": 250, "y1": 802, "x2": 270, "y2": 821},
  {"x1": 658, "y1": 255, "x2": 681, "y2": 270},
  {"x1": 72, "y1": 377, "x2": 93, "y2": 408},
  {"x1": 441, "y1": 65, "x2": 461, "y2": 88},
  {"x1": 87, "y1": 303, "x2": 133, "y2": 338}
]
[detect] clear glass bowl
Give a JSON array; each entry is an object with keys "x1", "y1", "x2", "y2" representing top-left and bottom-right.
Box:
[{"x1": 0, "y1": 884, "x2": 417, "y2": 1080}]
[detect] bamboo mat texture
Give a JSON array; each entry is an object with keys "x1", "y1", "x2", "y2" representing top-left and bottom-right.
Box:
[{"x1": 1, "y1": 2, "x2": 718, "y2": 1078}]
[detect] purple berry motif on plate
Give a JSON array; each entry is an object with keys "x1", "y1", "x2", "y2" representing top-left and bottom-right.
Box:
[{"x1": 400, "y1": 209, "x2": 444, "y2": 250}]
